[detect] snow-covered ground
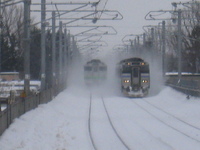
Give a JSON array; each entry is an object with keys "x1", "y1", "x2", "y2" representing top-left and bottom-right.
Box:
[
  {"x1": 0, "y1": 85, "x2": 200, "y2": 150},
  {"x1": 0, "y1": 53, "x2": 200, "y2": 150}
]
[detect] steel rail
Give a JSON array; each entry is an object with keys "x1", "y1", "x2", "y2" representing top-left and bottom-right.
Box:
[
  {"x1": 131, "y1": 100, "x2": 200, "y2": 143},
  {"x1": 143, "y1": 99, "x2": 200, "y2": 131},
  {"x1": 88, "y1": 94, "x2": 98, "y2": 150},
  {"x1": 101, "y1": 96, "x2": 132, "y2": 150}
]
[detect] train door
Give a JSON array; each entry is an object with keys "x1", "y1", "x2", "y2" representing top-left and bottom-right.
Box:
[{"x1": 132, "y1": 67, "x2": 140, "y2": 87}]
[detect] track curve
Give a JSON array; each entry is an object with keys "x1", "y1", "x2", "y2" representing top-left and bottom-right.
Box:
[{"x1": 87, "y1": 94, "x2": 132, "y2": 150}]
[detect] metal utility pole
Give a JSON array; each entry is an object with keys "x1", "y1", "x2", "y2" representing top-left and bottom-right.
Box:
[
  {"x1": 64, "y1": 28, "x2": 67, "y2": 62},
  {"x1": 52, "y1": 11, "x2": 56, "y2": 89},
  {"x1": 41, "y1": 0, "x2": 46, "y2": 90},
  {"x1": 72, "y1": 36, "x2": 76, "y2": 58},
  {"x1": 151, "y1": 28, "x2": 155, "y2": 49},
  {"x1": 64, "y1": 28, "x2": 67, "y2": 84},
  {"x1": 177, "y1": 9, "x2": 182, "y2": 81},
  {"x1": 67, "y1": 32, "x2": 71, "y2": 66},
  {"x1": 0, "y1": 0, "x2": 2, "y2": 73},
  {"x1": 137, "y1": 36, "x2": 140, "y2": 45},
  {"x1": 143, "y1": 33, "x2": 146, "y2": 46},
  {"x1": 162, "y1": 21, "x2": 166, "y2": 76},
  {"x1": 24, "y1": 0, "x2": 31, "y2": 95},
  {"x1": 59, "y1": 21, "x2": 63, "y2": 87}
]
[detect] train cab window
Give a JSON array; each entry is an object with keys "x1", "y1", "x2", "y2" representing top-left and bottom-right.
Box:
[
  {"x1": 99, "y1": 66, "x2": 107, "y2": 71},
  {"x1": 140, "y1": 66, "x2": 149, "y2": 73},
  {"x1": 84, "y1": 66, "x2": 92, "y2": 71},
  {"x1": 93, "y1": 68, "x2": 98, "y2": 72}
]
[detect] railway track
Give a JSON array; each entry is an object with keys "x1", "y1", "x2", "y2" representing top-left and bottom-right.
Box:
[
  {"x1": 130, "y1": 99, "x2": 200, "y2": 143},
  {"x1": 88, "y1": 94, "x2": 98, "y2": 150},
  {"x1": 143, "y1": 99, "x2": 200, "y2": 131},
  {"x1": 88, "y1": 94, "x2": 132, "y2": 150}
]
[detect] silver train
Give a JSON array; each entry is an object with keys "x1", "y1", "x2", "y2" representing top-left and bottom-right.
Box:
[
  {"x1": 84, "y1": 59, "x2": 107, "y2": 85},
  {"x1": 117, "y1": 57, "x2": 150, "y2": 97}
]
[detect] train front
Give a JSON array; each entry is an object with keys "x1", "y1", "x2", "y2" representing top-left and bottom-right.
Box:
[
  {"x1": 84, "y1": 59, "x2": 107, "y2": 86},
  {"x1": 119, "y1": 58, "x2": 150, "y2": 97}
]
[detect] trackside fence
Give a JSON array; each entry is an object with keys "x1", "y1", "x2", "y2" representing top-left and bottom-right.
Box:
[
  {"x1": 165, "y1": 74, "x2": 200, "y2": 97},
  {"x1": 0, "y1": 88, "x2": 59, "y2": 136}
]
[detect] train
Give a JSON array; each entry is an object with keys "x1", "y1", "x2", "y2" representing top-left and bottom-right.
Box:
[
  {"x1": 117, "y1": 57, "x2": 150, "y2": 97},
  {"x1": 84, "y1": 59, "x2": 107, "y2": 85}
]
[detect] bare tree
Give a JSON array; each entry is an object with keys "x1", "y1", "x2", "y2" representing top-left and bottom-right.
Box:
[
  {"x1": 0, "y1": 2, "x2": 28, "y2": 72},
  {"x1": 165, "y1": 1, "x2": 200, "y2": 72},
  {"x1": 2, "y1": 4, "x2": 24, "y2": 56}
]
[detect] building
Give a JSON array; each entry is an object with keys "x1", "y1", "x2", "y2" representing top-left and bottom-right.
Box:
[{"x1": 0, "y1": 72, "x2": 20, "y2": 81}]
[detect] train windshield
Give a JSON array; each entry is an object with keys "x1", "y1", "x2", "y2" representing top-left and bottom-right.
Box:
[
  {"x1": 93, "y1": 67, "x2": 98, "y2": 72},
  {"x1": 133, "y1": 68, "x2": 139, "y2": 77},
  {"x1": 140, "y1": 65, "x2": 149, "y2": 73},
  {"x1": 84, "y1": 66, "x2": 92, "y2": 71},
  {"x1": 99, "y1": 66, "x2": 107, "y2": 71}
]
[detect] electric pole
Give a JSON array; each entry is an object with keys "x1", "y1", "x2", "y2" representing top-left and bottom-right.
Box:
[
  {"x1": 64, "y1": 28, "x2": 67, "y2": 87},
  {"x1": 52, "y1": 11, "x2": 56, "y2": 90},
  {"x1": 24, "y1": 0, "x2": 31, "y2": 95},
  {"x1": 59, "y1": 21, "x2": 63, "y2": 87},
  {"x1": 0, "y1": 0, "x2": 2, "y2": 73},
  {"x1": 41, "y1": 0, "x2": 46, "y2": 90},
  {"x1": 162, "y1": 20, "x2": 166, "y2": 76},
  {"x1": 178, "y1": 9, "x2": 182, "y2": 81}
]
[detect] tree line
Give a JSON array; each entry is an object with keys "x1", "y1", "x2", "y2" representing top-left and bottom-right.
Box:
[
  {"x1": 166, "y1": 2, "x2": 200, "y2": 73},
  {"x1": 2, "y1": 1, "x2": 200, "y2": 79},
  {"x1": 1, "y1": 4, "x2": 65, "y2": 82}
]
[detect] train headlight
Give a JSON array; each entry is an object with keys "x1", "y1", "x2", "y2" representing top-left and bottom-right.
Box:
[
  {"x1": 124, "y1": 79, "x2": 130, "y2": 83},
  {"x1": 142, "y1": 80, "x2": 148, "y2": 83}
]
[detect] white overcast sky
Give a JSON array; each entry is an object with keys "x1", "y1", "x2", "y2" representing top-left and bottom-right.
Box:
[
  {"x1": 104, "y1": 0, "x2": 191, "y2": 49},
  {"x1": 31, "y1": 0, "x2": 192, "y2": 52}
]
